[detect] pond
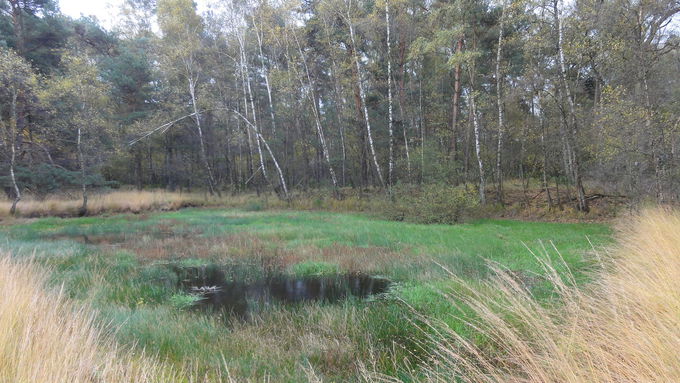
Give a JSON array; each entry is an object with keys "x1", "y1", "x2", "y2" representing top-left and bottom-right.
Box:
[{"x1": 175, "y1": 265, "x2": 390, "y2": 318}]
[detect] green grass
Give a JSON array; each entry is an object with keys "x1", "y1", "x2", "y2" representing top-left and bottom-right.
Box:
[{"x1": 0, "y1": 208, "x2": 611, "y2": 381}]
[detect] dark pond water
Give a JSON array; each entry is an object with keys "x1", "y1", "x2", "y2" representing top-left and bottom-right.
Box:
[{"x1": 174, "y1": 265, "x2": 390, "y2": 318}]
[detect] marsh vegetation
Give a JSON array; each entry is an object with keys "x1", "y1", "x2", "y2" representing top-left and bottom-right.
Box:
[{"x1": 1, "y1": 206, "x2": 611, "y2": 381}]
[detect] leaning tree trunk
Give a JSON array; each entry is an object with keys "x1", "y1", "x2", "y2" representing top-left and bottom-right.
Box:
[
  {"x1": 347, "y1": 3, "x2": 385, "y2": 188},
  {"x1": 8, "y1": 90, "x2": 21, "y2": 216},
  {"x1": 238, "y1": 33, "x2": 269, "y2": 190},
  {"x1": 234, "y1": 111, "x2": 289, "y2": 200},
  {"x1": 293, "y1": 31, "x2": 340, "y2": 195},
  {"x1": 188, "y1": 73, "x2": 219, "y2": 197}
]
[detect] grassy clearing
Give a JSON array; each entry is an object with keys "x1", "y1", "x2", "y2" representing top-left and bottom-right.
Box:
[
  {"x1": 0, "y1": 208, "x2": 610, "y2": 381},
  {"x1": 365, "y1": 208, "x2": 680, "y2": 382}
]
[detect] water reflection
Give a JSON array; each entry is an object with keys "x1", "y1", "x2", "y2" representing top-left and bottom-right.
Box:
[{"x1": 175, "y1": 265, "x2": 390, "y2": 318}]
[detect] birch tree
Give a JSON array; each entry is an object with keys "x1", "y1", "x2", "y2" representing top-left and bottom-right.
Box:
[
  {"x1": 41, "y1": 55, "x2": 112, "y2": 214},
  {"x1": 158, "y1": 0, "x2": 220, "y2": 196},
  {"x1": 292, "y1": 29, "x2": 340, "y2": 193},
  {"x1": 345, "y1": 0, "x2": 386, "y2": 188},
  {"x1": 553, "y1": 0, "x2": 588, "y2": 211},
  {"x1": 0, "y1": 49, "x2": 35, "y2": 215},
  {"x1": 385, "y1": 0, "x2": 395, "y2": 187},
  {"x1": 495, "y1": 0, "x2": 507, "y2": 203}
]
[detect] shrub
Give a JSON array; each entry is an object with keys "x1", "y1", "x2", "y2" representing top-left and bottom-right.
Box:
[
  {"x1": 0, "y1": 164, "x2": 118, "y2": 199},
  {"x1": 385, "y1": 184, "x2": 479, "y2": 224}
]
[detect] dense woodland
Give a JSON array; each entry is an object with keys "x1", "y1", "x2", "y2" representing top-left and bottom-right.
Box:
[{"x1": 1, "y1": 0, "x2": 679, "y2": 214}]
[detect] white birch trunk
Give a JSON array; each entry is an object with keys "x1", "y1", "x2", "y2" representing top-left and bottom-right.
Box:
[
  {"x1": 293, "y1": 32, "x2": 339, "y2": 192},
  {"x1": 468, "y1": 68, "x2": 486, "y2": 204},
  {"x1": 554, "y1": 0, "x2": 587, "y2": 211},
  {"x1": 347, "y1": 0, "x2": 385, "y2": 188},
  {"x1": 77, "y1": 125, "x2": 88, "y2": 213},
  {"x1": 235, "y1": 71, "x2": 256, "y2": 184},
  {"x1": 495, "y1": 0, "x2": 507, "y2": 203},
  {"x1": 237, "y1": 32, "x2": 268, "y2": 184},
  {"x1": 253, "y1": 16, "x2": 278, "y2": 136},
  {"x1": 419, "y1": 76, "x2": 424, "y2": 182},
  {"x1": 187, "y1": 65, "x2": 218, "y2": 196},
  {"x1": 386, "y1": 0, "x2": 394, "y2": 187},
  {"x1": 8, "y1": 90, "x2": 21, "y2": 215},
  {"x1": 234, "y1": 110, "x2": 289, "y2": 199},
  {"x1": 323, "y1": 20, "x2": 348, "y2": 186}
]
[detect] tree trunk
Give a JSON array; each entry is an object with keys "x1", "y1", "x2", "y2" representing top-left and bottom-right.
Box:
[
  {"x1": 397, "y1": 31, "x2": 412, "y2": 181},
  {"x1": 470, "y1": 93, "x2": 485, "y2": 204},
  {"x1": 347, "y1": 4, "x2": 385, "y2": 188},
  {"x1": 386, "y1": 0, "x2": 394, "y2": 188},
  {"x1": 293, "y1": 32, "x2": 340, "y2": 195},
  {"x1": 451, "y1": 38, "x2": 463, "y2": 161},
  {"x1": 537, "y1": 91, "x2": 553, "y2": 209},
  {"x1": 468, "y1": 66, "x2": 486, "y2": 205},
  {"x1": 419, "y1": 76, "x2": 425, "y2": 183},
  {"x1": 495, "y1": 0, "x2": 507, "y2": 204},
  {"x1": 237, "y1": 33, "x2": 268, "y2": 192},
  {"x1": 554, "y1": 0, "x2": 588, "y2": 212},
  {"x1": 77, "y1": 126, "x2": 88, "y2": 215},
  {"x1": 397, "y1": 80, "x2": 412, "y2": 181},
  {"x1": 253, "y1": 16, "x2": 278, "y2": 136},
  {"x1": 188, "y1": 73, "x2": 219, "y2": 197},
  {"x1": 8, "y1": 91, "x2": 21, "y2": 216},
  {"x1": 325, "y1": 31, "x2": 348, "y2": 187},
  {"x1": 234, "y1": 111, "x2": 289, "y2": 200}
]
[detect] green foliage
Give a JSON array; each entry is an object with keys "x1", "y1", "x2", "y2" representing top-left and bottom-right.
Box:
[
  {"x1": 386, "y1": 183, "x2": 479, "y2": 224},
  {"x1": 0, "y1": 164, "x2": 117, "y2": 197},
  {"x1": 289, "y1": 260, "x2": 340, "y2": 276},
  {"x1": 168, "y1": 292, "x2": 201, "y2": 310}
]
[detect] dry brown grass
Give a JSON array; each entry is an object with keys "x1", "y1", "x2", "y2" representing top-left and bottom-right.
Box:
[
  {"x1": 0, "y1": 255, "x2": 233, "y2": 382},
  {"x1": 63, "y1": 228, "x2": 415, "y2": 276},
  {"x1": 0, "y1": 190, "x2": 219, "y2": 218},
  {"x1": 367, "y1": 207, "x2": 680, "y2": 382}
]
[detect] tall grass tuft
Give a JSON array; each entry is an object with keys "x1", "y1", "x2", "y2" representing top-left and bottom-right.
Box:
[
  {"x1": 368, "y1": 207, "x2": 680, "y2": 382},
  {"x1": 0, "y1": 190, "x2": 216, "y2": 218},
  {"x1": 0, "y1": 254, "x2": 226, "y2": 382}
]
